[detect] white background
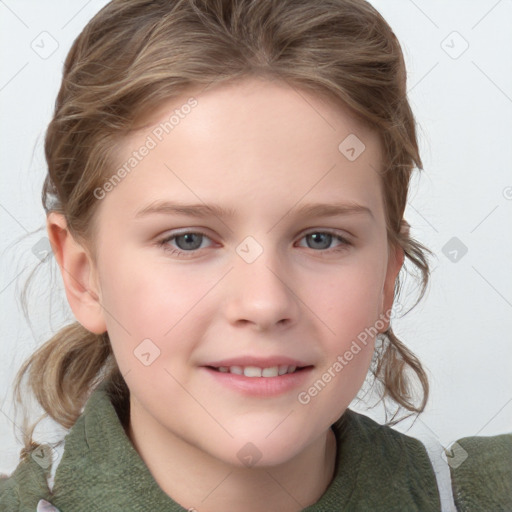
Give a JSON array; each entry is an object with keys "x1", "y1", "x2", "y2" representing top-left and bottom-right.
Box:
[{"x1": 1, "y1": 0, "x2": 511, "y2": 474}]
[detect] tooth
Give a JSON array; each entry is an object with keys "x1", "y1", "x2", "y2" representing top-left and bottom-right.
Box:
[
  {"x1": 218, "y1": 367, "x2": 229, "y2": 373},
  {"x1": 287, "y1": 366, "x2": 297, "y2": 374},
  {"x1": 262, "y1": 366, "x2": 279, "y2": 377},
  {"x1": 244, "y1": 366, "x2": 262, "y2": 377},
  {"x1": 230, "y1": 366, "x2": 243, "y2": 375},
  {"x1": 278, "y1": 365, "x2": 288, "y2": 375}
]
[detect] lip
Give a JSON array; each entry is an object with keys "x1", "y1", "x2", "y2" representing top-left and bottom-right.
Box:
[
  {"x1": 204, "y1": 356, "x2": 311, "y2": 368},
  {"x1": 201, "y1": 364, "x2": 314, "y2": 397}
]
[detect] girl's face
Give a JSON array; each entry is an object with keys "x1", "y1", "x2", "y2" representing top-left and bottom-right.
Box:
[{"x1": 88, "y1": 77, "x2": 402, "y2": 467}]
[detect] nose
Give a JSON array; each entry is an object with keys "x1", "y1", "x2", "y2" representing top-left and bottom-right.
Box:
[{"x1": 223, "y1": 245, "x2": 300, "y2": 332}]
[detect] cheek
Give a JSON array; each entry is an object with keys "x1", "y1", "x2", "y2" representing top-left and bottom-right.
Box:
[
  {"x1": 301, "y1": 260, "x2": 384, "y2": 410},
  {"x1": 99, "y1": 249, "x2": 206, "y2": 324},
  {"x1": 96, "y1": 251, "x2": 218, "y2": 365},
  {"x1": 312, "y1": 259, "x2": 385, "y2": 339},
  {"x1": 298, "y1": 275, "x2": 379, "y2": 426}
]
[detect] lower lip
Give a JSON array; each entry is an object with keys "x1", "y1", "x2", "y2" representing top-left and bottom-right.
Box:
[{"x1": 201, "y1": 366, "x2": 314, "y2": 397}]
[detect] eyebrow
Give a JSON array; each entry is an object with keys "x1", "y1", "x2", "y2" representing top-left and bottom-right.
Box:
[{"x1": 135, "y1": 200, "x2": 374, "y2": 220}]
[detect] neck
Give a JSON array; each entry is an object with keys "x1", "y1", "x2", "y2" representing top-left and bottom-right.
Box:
[{"x1": 127, "y1": 403, "x2": 337, "y2": 512}]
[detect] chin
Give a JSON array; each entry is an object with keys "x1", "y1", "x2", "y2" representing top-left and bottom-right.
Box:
[{"x1": 216, "y1": 427, "x2": 314, "y2": 469}]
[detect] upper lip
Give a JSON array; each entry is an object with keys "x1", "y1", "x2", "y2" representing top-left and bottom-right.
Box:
[{"x1": 203, "y1": 356, "x2": 313, "y2": 368}]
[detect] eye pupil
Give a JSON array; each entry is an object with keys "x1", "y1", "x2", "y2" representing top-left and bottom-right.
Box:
[
  {"x1": 176, "y1": 233, "x2": 202, "y2": 250},
  {"x1": 308, "y1": 232, "x2": 332, "y2": 250}
]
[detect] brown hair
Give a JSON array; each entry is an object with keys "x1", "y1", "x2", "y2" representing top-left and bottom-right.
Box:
[{"x1": 14, "y1": 0, "x2": 433, "y2": 454}]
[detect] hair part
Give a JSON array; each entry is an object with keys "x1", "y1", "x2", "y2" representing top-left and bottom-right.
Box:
[{"x1": 14, "y1": 0, "x2": 433, "y2": 451}]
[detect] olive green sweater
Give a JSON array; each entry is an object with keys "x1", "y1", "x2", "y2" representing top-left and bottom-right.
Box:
[{"x1": 0, "y1": 379, "x2": 506, "y2": 511}]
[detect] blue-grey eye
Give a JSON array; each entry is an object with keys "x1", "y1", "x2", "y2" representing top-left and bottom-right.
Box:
[
  {"x1": 174, "y1": 233, "x2": 204, "y2": 250},
  {"x1": 305, "y1": 232, "x2": 334, "y2": 250}
]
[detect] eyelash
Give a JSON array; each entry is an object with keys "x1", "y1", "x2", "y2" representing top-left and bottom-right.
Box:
[{"x1": 157, "y1": 230, "x2": 352, "y2": 258}]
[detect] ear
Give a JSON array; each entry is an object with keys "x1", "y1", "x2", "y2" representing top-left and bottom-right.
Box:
[
  {"x1": 379, "y1": 241, "x2": 405, "y2": 333},
  {"x1": 47, "y1": 212, "x2": 107, "y2": 334}
]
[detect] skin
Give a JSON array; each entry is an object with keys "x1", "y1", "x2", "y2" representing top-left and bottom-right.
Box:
[{"x1": 48, "y1": 76, "x2": 403, "y2": 511}]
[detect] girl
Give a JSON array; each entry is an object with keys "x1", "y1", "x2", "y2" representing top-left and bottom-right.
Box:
[{"x1": 3, "y1": 0, "x2": 499, "y2": 510}]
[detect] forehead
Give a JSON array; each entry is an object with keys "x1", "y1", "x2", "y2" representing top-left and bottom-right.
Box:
[{"x1": 100, "y1": 77, "x2": 384, "y2": 223}]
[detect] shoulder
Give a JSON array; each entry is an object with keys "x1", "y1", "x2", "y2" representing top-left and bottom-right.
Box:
[
  {"x1": 338, "y1": 411, "x2": 512, "y2": 511},
  {"x1": 449, "y1": 432, "x2": 512, "y2": 511},
  {"x1": 0, "y1": 472, "x2": 20, "y2": 510},
  {"x1": 332, "y1": 409, "x2": 443, "y2": 510},
  {"x1": 0, "y1": 448, "x2": 54, "y2": 511},
  {"x1": 340, "y1": 408, "x2": 435, "y2": 465},
  {"x1": 0, "y1": 381, "x2": 119, "y2": 511}
]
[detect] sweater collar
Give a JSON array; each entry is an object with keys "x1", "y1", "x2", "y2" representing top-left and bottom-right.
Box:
[
  {"x1": 49, "y1": 380, "x2": 360, "y2": 511},
  {"x1": 48, "y1": 380, "x2": 439, "y2": 511}
]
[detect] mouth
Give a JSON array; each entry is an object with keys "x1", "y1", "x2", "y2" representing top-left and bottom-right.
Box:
[
  {"x1": 206, "y1": 364, "x2": 312, "y2": 377},
  {"x1": 201, "y1": 358, "x2": 314, "y2": 397}
]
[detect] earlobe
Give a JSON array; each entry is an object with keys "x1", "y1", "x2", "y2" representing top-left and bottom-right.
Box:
[{"x1": 46, "y1": 212, "x2": 107, "y2": 334}]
